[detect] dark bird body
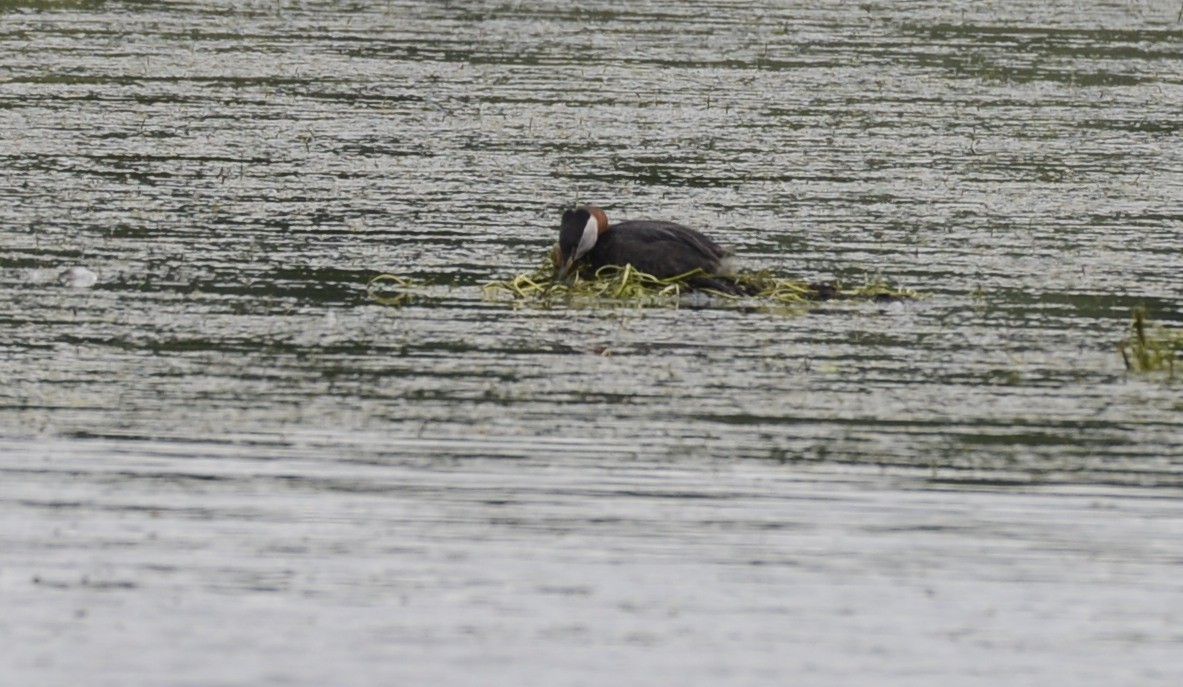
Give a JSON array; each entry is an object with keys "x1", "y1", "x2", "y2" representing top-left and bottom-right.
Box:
[{"x1": 556, "y1": 207, "x2": 746, "y2": 294}]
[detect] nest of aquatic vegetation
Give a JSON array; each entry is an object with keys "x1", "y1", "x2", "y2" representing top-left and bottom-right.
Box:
[
  {"x1": 482, "y1": 262, "x2": 916, "y2": 308},
  {"x1": 1119, "y1": 307, "x2": 1181, "y2": 377}
]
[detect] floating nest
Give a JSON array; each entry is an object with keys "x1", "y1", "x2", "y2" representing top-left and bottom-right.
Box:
[
  {"x1": 1119, "y1": 307, "x2": 1180, "y2": 377},
  {"x1": 482, "y1": 259, "x2": 916, "y2": 308}
]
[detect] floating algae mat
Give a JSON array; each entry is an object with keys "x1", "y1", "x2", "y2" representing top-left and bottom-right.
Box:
[
  {"x1": 1119, "y1": 307, "x2": 1181, "y2": 377},
  {"x1": 482, "y1": 259, "x2": 916, "y2": 308}
]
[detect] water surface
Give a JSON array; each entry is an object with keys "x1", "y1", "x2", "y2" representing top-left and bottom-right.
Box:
[{"x1": 2, "y1": 1, "x2": 1182, "y2": 684}]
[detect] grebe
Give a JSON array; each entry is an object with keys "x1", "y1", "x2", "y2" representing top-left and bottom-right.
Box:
[{"x1": 556, "y1": 206, "x2": 743, "y2": 293}]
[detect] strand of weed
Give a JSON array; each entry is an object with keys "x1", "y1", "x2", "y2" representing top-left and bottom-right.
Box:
[
  {"x1": 367, "y1": 273, "x2": 415, "y2": 305},
  {"x1": 1119, "y1": 307, "x2": 1180, "y2": 377}
]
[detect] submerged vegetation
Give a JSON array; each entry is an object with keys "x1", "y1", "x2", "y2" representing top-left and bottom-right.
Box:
[
  {"x1": 1119, "y1": 307, "x2": 1181, "y2": 377},
  {"x1": 481, "y1": 259, "x2": 916, "y2": 308}
]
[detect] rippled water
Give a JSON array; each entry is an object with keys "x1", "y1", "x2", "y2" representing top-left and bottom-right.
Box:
[{"x1": 3, "y1": 1, "x2": 1183, "y2": 684}]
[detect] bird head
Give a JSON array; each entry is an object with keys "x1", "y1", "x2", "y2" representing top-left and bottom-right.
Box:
[{"x1": 556, "y1": 206, "x2": 607, "y2": 280}]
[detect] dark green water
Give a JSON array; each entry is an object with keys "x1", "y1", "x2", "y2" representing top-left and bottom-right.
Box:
[{"x1": 2, "y1": 1, "x2": 1182, "y2": 684}]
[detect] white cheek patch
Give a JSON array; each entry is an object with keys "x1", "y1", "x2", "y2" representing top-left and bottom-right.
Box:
[{"x1": 574, "y1": 215, "x2": 599, "y2": 259}]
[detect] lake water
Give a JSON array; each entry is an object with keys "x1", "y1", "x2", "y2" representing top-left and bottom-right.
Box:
[{"x1": 2, "y1": 1, "x2": 1182, "y2": 684}]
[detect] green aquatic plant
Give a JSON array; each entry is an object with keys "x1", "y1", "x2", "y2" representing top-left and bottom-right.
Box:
[
  {"x1": 367, "y1": 273, "x2": 416, "y2": 306},
  {"x1": 482, "y1": 259, "x2": 916, "y2": 308},
  {"x1": 368, "y1": 260, "x2": 916, "y2": 309},
  {"x1": 1119, "y1": 307, "x2": 1180, "y2": 377},
  {"x1": 483, "y1": 263, "x2": 695, "y2": 307}
]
